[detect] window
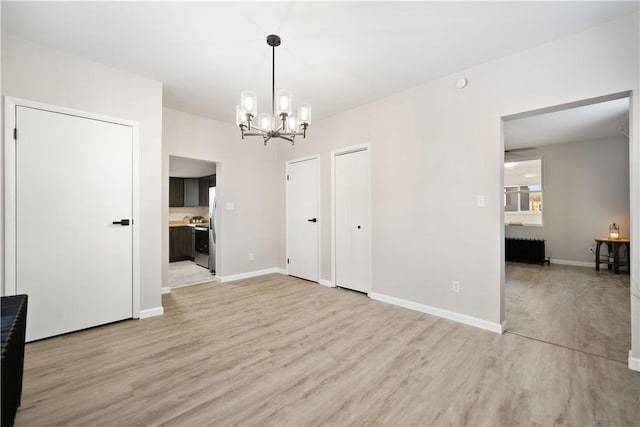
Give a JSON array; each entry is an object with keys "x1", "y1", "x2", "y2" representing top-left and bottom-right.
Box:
[{"x1": 504, "y1": 159, "x2": 543, "y2": 225}]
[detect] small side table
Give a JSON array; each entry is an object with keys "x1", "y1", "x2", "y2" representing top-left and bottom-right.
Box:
[{"x1": 595, "y1": 237, "x2": 630, "y2": 274}]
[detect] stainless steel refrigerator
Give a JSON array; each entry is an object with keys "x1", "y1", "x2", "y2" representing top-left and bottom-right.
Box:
[{"x1": 208, "y1": 187, "x2": 216, "y2": 274}]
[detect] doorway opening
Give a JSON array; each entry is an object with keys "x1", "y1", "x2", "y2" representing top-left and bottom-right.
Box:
[
  {"x1": 501, "y1": 94, "x2": 632, "y2": 364},
  {"x1": 168, "y1": 155, "x2": 219, "y2": 289}
]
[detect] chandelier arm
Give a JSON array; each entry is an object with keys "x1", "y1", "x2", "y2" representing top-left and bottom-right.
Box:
[
  {"x1": 250, "y1": 125, "x2": 268, "y2": 133},
  {"x1": 278, "y1": 135, "x2": 294, "y2": 143},
  {"x1": 243, "y1": 131, "x2": 266, "y2": 137}
]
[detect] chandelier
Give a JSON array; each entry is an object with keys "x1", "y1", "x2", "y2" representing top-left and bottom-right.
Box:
[{"x1": 236, "y1": 34, "x2": 311, "y2": 145}]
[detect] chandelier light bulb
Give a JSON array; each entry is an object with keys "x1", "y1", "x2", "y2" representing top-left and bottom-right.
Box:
[
  {"x1": 257, "y1": 113, "x2": 272, "y2": 131},
  {"x1": 236, "y1": 106, "x2": 247, "y2": 126},
  {"x1": 240, "y1": 91, "x2": 257, "y2": 116},
  {"x1": 277, "y1": 90, "x2": 292, "y2": 115},
  {"x1": 298, "y1": 104, "x2": 311, "y2": 124},
  {"x1": 287, "y1": 115, "x2": 298, "y2": 131}
]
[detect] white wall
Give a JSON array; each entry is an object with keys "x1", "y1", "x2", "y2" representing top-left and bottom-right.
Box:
[
  {"x1": 1, "y1": 5, "x2": 4, "y2": 293},
  {"x1": 506, "y1": 136, "x2": 629, "y2": 263},
  {"x1": 1, "y1": 34, "x2": 163, "y2": 311},
  {"x1": 162, "y1": 107, "x2": 278, "y2": 283},
  {"x1": 277, "y1": 14, "x2": 640, "y2": 359}
]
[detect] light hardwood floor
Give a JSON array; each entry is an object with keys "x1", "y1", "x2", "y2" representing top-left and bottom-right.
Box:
[
  {"x1": 15, "y1": 274, "x2": 640, "y2": 426},
  {"x1": 506, "y1": 262, "x2": 631, "y2": 363},
  {"x1": 168, "y1": 260, "x2": 215, "y2": 288}
]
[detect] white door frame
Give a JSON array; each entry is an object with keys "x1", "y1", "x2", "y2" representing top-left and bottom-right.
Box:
[
  {"x1": 3, "y1": 96, "x2": 141, "y2": 318},
  {"x1": 285, "y1": 154, "x2": 321, "y2": 282},
  {"x1": 331, "y1": 143, "x2": 372, "y2": 292}
]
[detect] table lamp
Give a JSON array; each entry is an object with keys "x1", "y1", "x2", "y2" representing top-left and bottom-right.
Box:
[{"x1": 609, "y1": 223, "x2": 620, "y2": 239}]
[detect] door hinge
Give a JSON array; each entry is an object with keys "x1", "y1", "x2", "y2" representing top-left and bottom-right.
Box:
[
  {"x1": 287, "y1": 258, "x2": 290, "y2": 264},
  {"x1": 286, "y1": 174, "x2": 289, "y2": 181},
  {"x1": 13, "y1": 128, "x2": 17, "y2": 140}
]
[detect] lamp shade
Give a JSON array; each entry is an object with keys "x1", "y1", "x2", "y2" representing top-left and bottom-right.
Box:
[
  {"x1": 257, "y1": 113, "x2": 272, "y2": 131},
  {"x1": 609, "y1": 223, "x2": 620, "y2": 239},
  {"x1": 240, "y1": 91, "x2": 257, "y2": 116},
  {"x1": 299, "y1": 103, "x2": 311, "y2": 124},
  {"x1": 236, "y1": 106, "x2": 247, "y2": 126},
  {"x1": 286, "y1": 115, "x2": 298, "y2": 132},
  {"x1": 276, "y1": 90, "x2": 292, "y2": 115}
]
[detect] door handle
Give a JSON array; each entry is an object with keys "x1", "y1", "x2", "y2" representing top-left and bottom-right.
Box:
[
  {"x1": 307, "y1": 218, "x2": 317, "y2": 223},
  {"x1": 112, "y1": 219, "x2": 130, "y2": 226}
]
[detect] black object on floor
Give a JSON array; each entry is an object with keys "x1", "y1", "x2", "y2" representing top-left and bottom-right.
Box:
[
  {"x1": 505, "y1": 237, "x2": 549, "y2": 265},
  {"x1": 1, "y1": 294, "x2": 28, "y2": 427}
]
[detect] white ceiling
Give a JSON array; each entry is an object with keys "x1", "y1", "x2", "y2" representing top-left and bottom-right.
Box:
[
  {"x1": 504, "y1": 97, "x2": 630, "y2": 150},
  {"x1": 2, "y1": 2, "x2": 638, "y2": 124},
  {"x1": 169, "y1": 156, "x2": 216, "y2": 178},
  {"x1": 504, "y1": 159, "x2": 542, "y2": 186}
]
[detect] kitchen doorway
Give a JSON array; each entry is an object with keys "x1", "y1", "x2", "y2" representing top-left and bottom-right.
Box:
[
  {"x1": 168, "y1": 155, "x2": 218, "y2": 289},
  {"x1": 500, "y1": 93, "x2": 633, "y2": 364}
]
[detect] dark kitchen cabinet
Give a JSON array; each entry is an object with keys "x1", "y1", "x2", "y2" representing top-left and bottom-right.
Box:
[
  {"x1": 170, "y1": 174, "x2": 215, "y2": 208},
  {"x1": 184, "y1": 178, "x2": 199, "y2": 207},
  {"x1": 199, "y1": 177, "x2": 209, "y2": 207},
  {"x1": 169, "y1": 226, "x2": 192, "y2": 262},
  {"x1": 169, "y1": 177, "x2": 184, "y2": 207}
]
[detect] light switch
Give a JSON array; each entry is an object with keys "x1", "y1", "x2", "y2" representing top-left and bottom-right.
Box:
[
  {"x1": 225, "y1": 202, "x2": 235, "y2": 210},
  {"x1": 477, "y1": 195, "x2": 485, "y2": 207}
]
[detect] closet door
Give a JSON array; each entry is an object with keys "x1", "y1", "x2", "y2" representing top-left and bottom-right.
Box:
[
  {"x1": 15, "y1": 106, "x2": 134, "y2": 341},
  {"x1": 335, "y1": 149, "x2": 369, "y2": 293},
  {"x1": 286, "y1": 157, "x2": 319, "y2": 282}
]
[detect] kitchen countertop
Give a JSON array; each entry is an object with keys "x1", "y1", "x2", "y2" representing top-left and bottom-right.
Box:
[{"x1": 169, "y1": 221, "x2": 209, "y2": 228}]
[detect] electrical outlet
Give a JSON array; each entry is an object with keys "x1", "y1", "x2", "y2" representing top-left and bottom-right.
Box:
[
  {"x1": 249, "y1": 253, "x2": 255, "y2": 261},
  {"x1": 452, "y1": 281, "x2": 460, "y2": 293},
  {"x1": 477, "y1": 195, "x2": 485, "y2": 207}
]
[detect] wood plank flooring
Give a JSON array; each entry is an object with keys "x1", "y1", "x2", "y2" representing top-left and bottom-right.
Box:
[
  {"x1": 15, "y1": 274, "x2": 640, "y2": 426},
  {"x1": 506, "y1": 262, "x2": 631, "y2": 363}
]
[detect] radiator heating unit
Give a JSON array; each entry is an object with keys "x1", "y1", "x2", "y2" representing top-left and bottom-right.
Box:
[{"x1": 505, "y1": 238, "x2": 550, "y2": 265}]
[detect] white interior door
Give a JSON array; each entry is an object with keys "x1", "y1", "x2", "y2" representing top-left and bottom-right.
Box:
[
  {"x1": 335, "y1": 149, "x2": 370, "y2": 293},
  {"x1": 16, "y1": 106, "x2": 133, "y2": 341},
  {"x1": 286, "y1": 158, "x2": 319, "y2": 282}
]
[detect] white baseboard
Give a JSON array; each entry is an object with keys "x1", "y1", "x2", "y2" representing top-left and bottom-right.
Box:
[
  {"x1": 161, "y1": 287, "x2": 171, "y2": 294},
  {"x1": 274, "y1": 268, "x2": 287, "y2": 275},
  {"x1": 139, "y1": 306, "x2": 164, "y2": 319},
  {"x1": 219, "y1": 268, "x2": 285, "y2": 283},
  {"x1": 318, "y1": 279, "x2": 334, "y2": 287},
  {"x1": 551, "y1": 259, "x2": 598, "y2": 268},
  {"x1": 369, "y1": 292, "x2": 504, "y2": 334},
  {"x1": 629, "y1": 351, "x2": 640, "y2": 372}
]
